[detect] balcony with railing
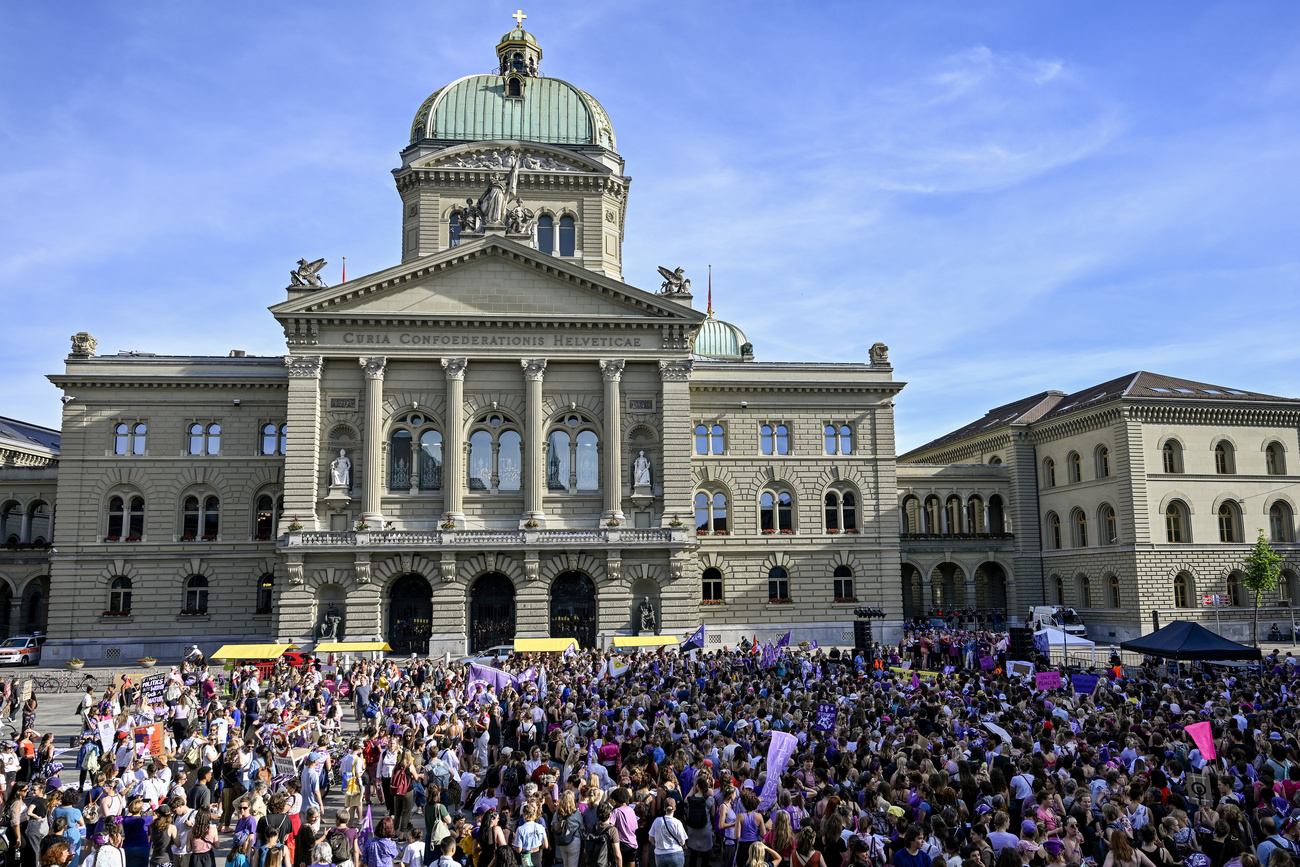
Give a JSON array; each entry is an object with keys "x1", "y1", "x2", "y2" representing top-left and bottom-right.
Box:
[{"x1": 283, "y1": 526, "x2": 690, "y2": 551}]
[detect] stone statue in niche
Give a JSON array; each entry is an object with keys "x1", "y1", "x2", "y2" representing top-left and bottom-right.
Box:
[
  {"x1": 316, "y1": 603, "x2": 343, "y2": 641},
  {"x1": 636, "y1": 597, "x2": 657, "y2": 635},
  {"x1": 330, "y1": 449, "x2": 352, "y2": 488},
  {"x1": 633, "y1": 451, "x2": 652, "y2": 487}
]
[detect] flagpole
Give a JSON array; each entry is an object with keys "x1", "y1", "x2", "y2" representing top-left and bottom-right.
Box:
[{"x1": 342, "y1": 256, "x2": 346, "y2": 283}]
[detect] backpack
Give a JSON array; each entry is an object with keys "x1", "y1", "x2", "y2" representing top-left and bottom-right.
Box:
[
  {"x1": 685, "y1": 796, "x2": 709, "y2": 830},
  {"x1": 581, "y1": 825, "x2": 611, "y2": 867},
  {"x1": 552, "y1": 811, "x2": 578, "y2": 846},
  {"x1": 182, "y1": 740, "x2": 202, "y2": 766},
  {"x1": 365, "y1": 700, "x2": 380, "y2": 719},
  {"x1": 326, "y1": 829, "x2": 351, "y2": 864},
  {"x1": 502, "y1": 765, "x2": 521, "y2": 799},
  {"x1": 391, "y1": 760, "x2": 413, "y2": 796}
]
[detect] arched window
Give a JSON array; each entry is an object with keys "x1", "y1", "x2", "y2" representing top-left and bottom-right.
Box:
[
  {"x1": 833, "y1": 565, "x2": 854, "y2": 601},
  {"x1": 1047, "y1": 512, "x2": 1062, "y2": 550},
  {"x1": 184, "y1": 575, "x2": 209, "y2": 613},
  {"x1": 182, "y1": 495, "x2": 219, "y2": 540},
  {"x1": 1267, "y1": 443, "x2": 1286, "y2": 476},
  {"x1": 114, "y1": 422, "x2": 147, "y2": 455},
  {"x1": 203, "y1": 496, "x2": 219, "y2": 539},
  {"x1": 105, "y1": 495, "x2": 135, "y2": 541},
  {"x1": 901, "y1": 496, "x2": 921, "y2": 534},
  {"x1": 0, "y1": 502, "x2": 18, "y2": 545},
  {"x1": 1165, "y1": 501, "x2": 1189, "y2": 543},
  {"x1": 1217, "y1": 501, "x2": 1239, "y2": 543},
  {"x1": 1078, "y1": 575, "x2": 1093, "y2": 609},
  {"x1": 989, "y1": 455, "x2": 1003, "y2": 465},
  {"x1": 254, "y1": 494, "x2": 281, "y2": 540},
  {"x1": 536, "y1": 215, "x2": 554, "y2": 255},
  {"x1": 1095, "y1": 445, "x2": 1110, "y2": 478},
  {"x1": 25, "y1": 502, "x2": 49, "y2": 546},
  {"x1": 256, "y1": 574, "x2": 274, "y2": 614},
  {"x1": 761, "y1": 424, "x2": 790, "y2": 455},
  {"x1": 389, "y1": 413, "x2": 442, "y2": 491},
  {"x1": 507, "y1": 77, "x2": 521, "y2": 97},
  {"x1": 761, "y1": 491, "x2": 794, "y2": 533},
  {"x1": 1044, "y1": 458, "x2": 1056, "y2": 487},
  {"x1": 448, "y1": 211, "x2": 461, "y2": 247},
  {"x1": 1162, "y1": 440, "x2": 1183, "y2": 473},
  {"x1": 419, "y1": 430, "x2": 444, "y2": 490},
  {"x1": 1270, "y1": 502, "x2": 1295, "y2": 543},
  {"x1": 469, "y1": 413, "x2": 522, "y2": 492},
  {"x1": 1052, "y1": 575, "x2": 1064, "y2": 605},
  {"x1": 1226, "y1": 572, "x2": 1244, "y2": 607},
  {"x1": 1072, "y1": 509, "x2": 1088, "y2": 547},
  {"x1": 1068, "y1": 452, "x2": 1082, "y2": 484},
  {"x1": 1107, "y1": 575, "x2": 1120, "y2": 609},
  {"x1": 390, "y1": 429, "x2": 414, "y2": 490},
  {"x1": 1173, "y1": 572, "x2": 1192, "y2": 608},
  {"x1": 1101, "y1": 505, "x2": 1118, "y2": 545},
  {"x1": 768, "y1": 567, "x2": 790, "y2": 603},
  {"x1": 261, "y1": 423, "x2": 287, "y2": 456},
  {"x1": 989, "y1": 495, "x2": 1007, "y2": 534},
  {"x1": 695, "y1": 424, "x2": 724, "y2": 455},
  {"x1": 825, "y1": 491, "x2": 856, "y2": 532},
  {"x1": 966, "y1": 495, "x2": 986, "y2": 534},
  {"x1": 924, "y1": 496, "x2": 941, "y2": 535},
  {"x1": 189, "y1": 424, "x2": 204, "y2": 455},
  {"x1": 108, "y1": 577, "x2": 132, "y2": 614},
  {"x1": 823, "y1": 424, "x2": 853, "y2": 455},
  {"x1": 694, "y1": 491, "x2": 728, "y2": 533},
  {"x1": 1215, "y1": 441, "x2": 1236, "y2": 474},
  {"x1": 558, "y1": 215, "x2": 576, "y2": 256},
  {"x1": 945, "y1": 496, "x2": 962, "y2": 534},
  {"x1": 188, "y1": 423, "x2": 220, "y2": 456},
  {"x1": 547, "y1": 430, "x2": 571, "y2": 491},
  {"x1": 575, "y1": 430, "x2": 598, "y2": 491},
  {"x1": 702, "y1": 567, "x2": 724, "y2": 602}
]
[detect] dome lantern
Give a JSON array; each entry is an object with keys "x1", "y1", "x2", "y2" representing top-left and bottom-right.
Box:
[{"x1": 497, "y1": 10, "x2": 542, "y2": 94}]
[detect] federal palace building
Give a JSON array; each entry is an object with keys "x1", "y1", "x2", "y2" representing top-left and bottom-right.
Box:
[{"x1": 4, "y1": 24, "x2": 1300, "y2": 660}]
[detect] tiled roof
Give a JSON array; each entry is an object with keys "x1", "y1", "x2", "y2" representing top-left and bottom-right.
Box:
[
  {"x1": 0, "y1": 416, "x2": 60, "y2": 456},
  {"x1": 904, "y1": 371, "x2": 1298, "y2": 459}
]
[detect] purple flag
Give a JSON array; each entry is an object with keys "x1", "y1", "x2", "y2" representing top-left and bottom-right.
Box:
[
  {"x1": 466, "y1": 662, "x2": 517, "y2": 698},
  {"x1": 776, "y1": 631, "x2": 792, "y2": 648},
  {"x1": 682, "y1": 624, "x2": 706, "y2": 652},
  {"x1": 811, "y1": 640, "x2": 818, "y2": 649},
  {"x1": 358, "y1": 805, "x2": 374, "y2": 852},
  {"x1": 757, "y1": 731, "x2": 799, "y2": 811},
  {"x1": 517, "y1": 667, "x2": 538, "y2": 682},
  {"x1": 814, "y1": 703, "x2": 837, "y2": 732}
]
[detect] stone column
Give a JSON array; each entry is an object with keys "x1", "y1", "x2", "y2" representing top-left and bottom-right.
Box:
[
  {"x1": 658, "y1": 359, "x2": 694, "y2": 526},
  {"x1": 441, "y1": 358, "x2": 468, "y2": 526},
  {"x1": 359, "y1": 357, "x2": 388, "y2": 526},
  {"x1": 280, "y1": 356, "x2": 323, "y2": 532},
  {"x1": 18, "y1": 512, "x2": 30, "y2": 544},
  {"x1": 521, "y1": 359, "x2": 548, "y2": 525},
  {"x1": 600, "y1": 359, "x2": 626, "y2": 523}
]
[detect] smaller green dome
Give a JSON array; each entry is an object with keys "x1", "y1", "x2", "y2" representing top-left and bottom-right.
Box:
[
  {"x1": 694, "y1": 316, "x2": 750, "y2": 360},
  {"x1": 499, "y1": 27, "x2": 539, "y2": 48}
]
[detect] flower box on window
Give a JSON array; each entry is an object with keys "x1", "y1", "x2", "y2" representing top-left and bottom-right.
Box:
[
  {"x1": 835, "y1": 597, "x2": 856, "y2": 604},
  {"x1": 180, "y1": 535, "x2": 196, "y2": 542},
  {"x1": 713, "y1": 530, "x2": 727, "y2": 535},
  {"x1": 255, "y1": 534, "x2": 271, "y2": 541},
  {"x1": 700, "y1": 599, "x2": 725, "y2": 605},
  {"x1": 103, "y1": 536, "x2": 120, "y2": 542},
  {"x1": 697, "y1": 529, "x2": 708, "y2": 536},
  {"x1": 101, "y1": 610, "x2": 130, "y2": 617},
  {"x1": 179, "y1": 608, "x2": 208, "y2": 616},
  {"x1": 201, "y1": 535, "x2": 217, "y2": 541},
  {"x1": 255, "y1": 607, "x2": 272, "y2": 616},
  {"x1": 826, "y1": 528, "x2": 840, "y2": 534},
  {"x1": 845, "y1": 528, "x2": 859, "y2": 534},
  {"x1": 762, "y1": 529, "x2": 775, "y2": 535},
  {"x1": 125, "y1": 536, "x2": 141, "y2": 542},
  {"x1": 780, "y1": 529, "x2": 793, "y2": 535},
  {"x1": 769, "y1": 597, "x2": 793, "y2": 604}
]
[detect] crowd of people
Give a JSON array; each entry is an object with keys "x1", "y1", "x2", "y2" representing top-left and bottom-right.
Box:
[{"x1": 0, "y1": 625, "x2": 1294, "y2": 867}]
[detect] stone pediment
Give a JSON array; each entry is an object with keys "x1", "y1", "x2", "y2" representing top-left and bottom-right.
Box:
[
  {"x1": 270, "y1": 236, "x2": 701, "y2": 324},
  {"x1": 410, "y1": 142, "x2": 606, "y2": 174}
]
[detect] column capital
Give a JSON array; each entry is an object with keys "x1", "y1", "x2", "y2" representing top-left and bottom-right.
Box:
[
  {"x1": 599, "y1": 358, "x2": 626, "y2": 382},
  {"x1": 359, "y1": 356, "x2": 388, "y2": 381},
  {"x1": 441, "y1": 357, "x2": 468, "y2": 381},
  {"x1": 521, "y1": 358, "x2": 548, "y2": 382},
  {"x1": 284, "y1": 355, "x2": 323, "y2": 379},
  {"x1": 658, "y1": 358, "x2": 693, "y2": 382}
]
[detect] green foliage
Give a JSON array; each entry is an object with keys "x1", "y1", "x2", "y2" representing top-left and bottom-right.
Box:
[{"x1": 1244, "y1": 530, "x2": 1283, "y2": 646}]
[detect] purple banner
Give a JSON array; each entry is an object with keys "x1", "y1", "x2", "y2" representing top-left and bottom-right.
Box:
[
  {"x1": 466, "y1": 662, "x2": 516, "y2": 698},
  {"x1": 814, "y1": 703, "x2": 837, "y2": 732},
  {"x1": 757, "y1": 730, "x2": 799, "y2": 812},
  {"x1": 979, "y1": 656, "x2": 995, "y2": 670},
  {"x1": 1070, "y1": 673, "x2": 1099, "y2": 695}
]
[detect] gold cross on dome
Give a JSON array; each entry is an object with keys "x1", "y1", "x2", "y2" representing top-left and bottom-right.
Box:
[{"x1": 512, "y1": 9, "x2": 527, "y2": 27}]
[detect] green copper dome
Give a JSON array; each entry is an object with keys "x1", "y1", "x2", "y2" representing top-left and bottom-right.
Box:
[
  {"x1": 694, "y1": 316, "x2": 750, "y2": 360},
  {"x1": 409, "y1": 75, "x2": 615, "y2": 150},
  {"x1": 498, "y1": 27, "x2": 539, "y2": 48}
]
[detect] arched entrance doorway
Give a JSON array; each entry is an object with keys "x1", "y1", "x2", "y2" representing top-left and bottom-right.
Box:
[
  {"x1": 901, "y1": 565, "x2": 922, "y2": 619},
  {"x1": 387, "y1": 573, "x2": 432, "y2": 655},
  {"x1": 550, "y1": 571, "x2": 597, "y2": 648},
  {"x1": 469, "y1": 573, "x2": 516, "y2": 653},
  {"x1": 21, "y1": 579, "x2": 46, "y2": 634}
]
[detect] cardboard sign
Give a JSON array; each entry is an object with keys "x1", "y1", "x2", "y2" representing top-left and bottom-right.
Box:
[
  {"x1": 980, "y1": 656, "x2": 996, "y2": 671},
  {"x1": 210, "y1": 719, "x2": 229, "y2": 749},
  {"x1": 814, "y1": 703, "x2": 837, "y2": 732},
  {"x1": 20, "y1": 679, "x2": 32, "y2": 702},
  {"x1": 1186, "y1": 772, "x2": 1213, "y2": 805},
  {"x1": 1070, "y1": 674, "x2": 1100, "y2": 695},
  {"x1": 97, "y1": 719, "x2": 115, "y2": 754},
  {"x1": 133, "y1": 723, "x2": 164, "y2": 757},
  {"x1": 140, "y1": 673, "x2": 168, "y2": 705},
  {"x1": 1007, "y1": 660, "x2": 1036, "y2": 678},
  {"x1": 1035, "y1": 671, "x2": 1061, "y2": 690},
  {"x1": 273, "y1": 753, "x2": 298, "y2": 777}
]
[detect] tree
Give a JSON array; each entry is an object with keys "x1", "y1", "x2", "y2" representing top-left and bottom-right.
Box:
[{"x1": 1243, "y1": 529, "x2": 1283, "y2": 647}]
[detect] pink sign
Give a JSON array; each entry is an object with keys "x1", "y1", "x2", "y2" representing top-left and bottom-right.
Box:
[
  {"x1": 1185, "y1": 720, "x2": 1216, "y2": 760},
  {"x1": 1035, "y1": 671, "x2": 1061, "y2": 690}
]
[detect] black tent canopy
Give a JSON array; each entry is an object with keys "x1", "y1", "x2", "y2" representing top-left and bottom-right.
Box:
[{"x1": 1119, "y1": 620, "x2": 1261, "y2": 661}]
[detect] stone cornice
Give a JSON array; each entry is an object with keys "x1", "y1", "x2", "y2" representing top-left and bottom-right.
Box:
[
  {"x1": 901, "y1": 430, "x2": 1012, "y2": 465},
  {"x1": 46, "y1": 375, "x2": 286, "y2": 390},
  {"x1": 690, "y1": 382, "x2": 904, "y2": 396},
  {"x1": 1130, "y1": 402, "x2": 1300, "y2": 427},
  {"x1": 1028, "y1": 405, "x2": 1124, "y2": 445}
]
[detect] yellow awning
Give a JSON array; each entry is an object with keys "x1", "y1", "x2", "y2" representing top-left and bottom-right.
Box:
[
  {"x1": 613, "y1": 636, "x2": 679, "y2": 648},
  {"x1": 314, "y1": 642, "x2": 392, "y2": 652},
  {"x1": 211, "y1": 643, "x2": 300, "y2": 660},
  {"x1": 513, "y1": 638, "x2": 577, "y2": 652}
]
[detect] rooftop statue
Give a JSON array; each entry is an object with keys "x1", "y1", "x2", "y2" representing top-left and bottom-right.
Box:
[
  {"x1": 657, "y1": 266, "x2": 690, "y2": 295},
  {"x1": 289, "y1": 258, "x2": 328, "y2": 289}
]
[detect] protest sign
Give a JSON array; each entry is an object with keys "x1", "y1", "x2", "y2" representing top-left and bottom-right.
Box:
[
  {"x1": 1007, "y1": 660, "x2": 1035, "y2": 678},
  {"x1": 979, "y1": 657, "x2": 996, "y2": 671},
  {"x1": 133, "y1": 723, "x2": 163, "y2": 757},
  {"x1": 757, "y1": 731, "x2": 798, "y2": 812},
  {"x1": 1186, "y1": 773, "x2": 1213, "y2": 805},
  {"x1": 97, "y1": 719, "x2": 115, "y2": 754},
  {"x1": 273, "y1": 753, "x2": 298, "y2": 777},
  {"x1": 1070, "y1": 673, "x2": 1100, "y2": 695},
  {"x1": 814, "y1": 703, "x2": 837, "y2": 732},
  {"x1": 1035, "y1": 671, "x2": 1061, "y2": 690},
  {"x1": 20, "y1": 679, "x2": 32, "y2": 702},
  {"x1": 140, "y1": 673, "x2": 168, "y2": 705}
]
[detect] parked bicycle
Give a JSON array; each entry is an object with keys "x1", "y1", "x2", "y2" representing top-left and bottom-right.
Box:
[{"x1": 32, "y1": 670, "x2": 98, "y2": 694}]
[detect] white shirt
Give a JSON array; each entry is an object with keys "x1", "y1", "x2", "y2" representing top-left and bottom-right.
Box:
[
  {"x1": 650, "y1": 816, "x2": 687, "y2": 855},
  {"x1": 401, "y1": 842, "x2": 426, "y2": 867}
]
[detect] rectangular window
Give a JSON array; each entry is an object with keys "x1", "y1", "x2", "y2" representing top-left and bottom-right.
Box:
[
  {"x1": 768, "y1": 579, "x2": 789, "y2": 602},
  {"x1": 703, "y1": 576, "x2": 723, "y2": 602},
  {"x1": 834, "y1": 578, "x2": 853, "y2": 600}
]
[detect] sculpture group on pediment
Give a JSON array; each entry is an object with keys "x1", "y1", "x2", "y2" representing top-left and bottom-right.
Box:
[{"x1": 438, "y1": 149, "x2": 581, "y2": 173}]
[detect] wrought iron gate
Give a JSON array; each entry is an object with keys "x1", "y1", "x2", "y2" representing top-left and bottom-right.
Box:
[
  {"x1": 550, "y1": 571, "x2": 597, "y2": 649},
  {"x1": 388, "y1": 573, "x2": 433, "y2": 655},
  {"x1": 470, "y1": 572, "x2": 516, "y2": 653}
]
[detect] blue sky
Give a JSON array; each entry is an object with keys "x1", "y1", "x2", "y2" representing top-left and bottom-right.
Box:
[{"x1": 2, "y1": 2, "x2": 1298, "y2": 451}]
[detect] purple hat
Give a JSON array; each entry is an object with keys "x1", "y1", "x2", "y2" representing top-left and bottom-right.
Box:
[
  {"x1": 1185, "y1": 856, "x2": 1211, "y2": 867},
  {"x1": 1021, "y1": 820, "x2": 1037, "y2": 836}
]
